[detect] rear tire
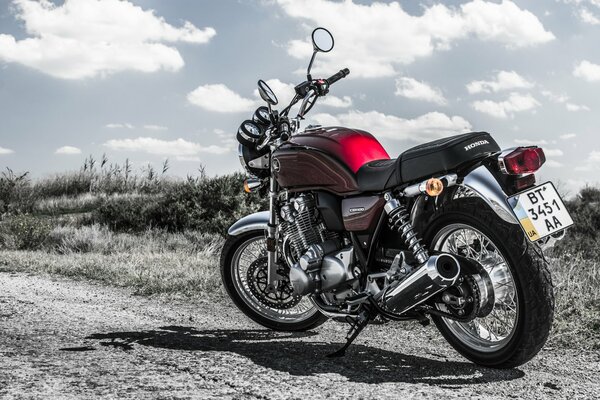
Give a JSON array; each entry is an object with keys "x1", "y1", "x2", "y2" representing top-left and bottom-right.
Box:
[
  {"x1": 423, "y1": 198, "x2": 554, "y2": 368},
  {"x1": 220, "y1": 230, "x2": 327, "y2": 331}
]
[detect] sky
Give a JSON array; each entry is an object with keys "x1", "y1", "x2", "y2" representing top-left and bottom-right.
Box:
[{"x1": 0, "y1": 0, "x2": 599, "y2": 196}]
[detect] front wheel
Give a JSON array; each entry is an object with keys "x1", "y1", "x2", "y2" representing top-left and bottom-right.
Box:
[
  {"x1": 423, "y1": 198, "x2": 554, "y2": 368},
  {"x1": 220, "y1": 230, "x2": 327, "y2": 331}
]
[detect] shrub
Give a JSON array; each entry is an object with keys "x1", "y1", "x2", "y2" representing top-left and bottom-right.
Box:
[
  {"x1": 0, "y1": 215, "x2": 53, "y2": 250},
  {"x1": 92, "y1": 194, "x2": 161, "y2": 232}
]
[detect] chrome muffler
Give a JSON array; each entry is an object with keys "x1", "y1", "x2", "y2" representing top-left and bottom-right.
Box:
[{"x1": 383, "y1": 254, "x2": 461, "y2": 314}]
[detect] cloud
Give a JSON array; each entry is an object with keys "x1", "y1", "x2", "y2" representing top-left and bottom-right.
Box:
[
  {"x1": 189, "y1": 78, "x2": 353, "y2": 113},
  {"x1": 514, "y1": 139, "x2": 549, "y2": 145},
  {"x1": 579, "y1": 8, "x2": 600, "y2": 24},
  {"x1": 544, "y1": 149, "x2": 565, "y2": 157},
  {"x1": 310, "y1": 110, "x2": 471, "y2": 142},
  {"x1": 104, "y1": 137, "x2": 232, "y2": 157},
  {"x1": 395, "y1": 77, "x2": 446, "y2": 105},
  {"x1": 472, "y1": 92, "x2": 540, "y2": 118},
  {"x1": 560, "y1": 133, "x2": 577, "y2": 140},
  {"x1": 573, "y1": 60, "x2": 600, "y2": 81},
  {"x1": 55, "y1": 146, "x2": 82, "y2": 155},
  {"x1": 0, "y1": 0, "x2": 215, "y2": 79},
  {"x1": 466, "y1": 71, "x2": 533, "y2": 94},
  {"x1": 0, "y1": 146, "x2": 14, "y2": 155},
  {"x1": 187, "y1": 84, "x2": 257, "y2": 113},
  {"x1": 544, "y1": 160, "x2": 563, "y2": 168},
  {"x1": 540, "y1": 90, "x2": 569, "y2": 104},
  {"x1": 566, "y1": 102, "x2": 590, "y2": 111},
  {"x1": 575, "y1": 150, "x2": 600, "y2": 171},
  {"x1": 106, "y1": 123, "x2": 134, "y2": 129},
  {"x1": 143, "y1": 124, "x2": 168, "y2": 131},
  {"x1": 276, "y1": 0, "x2": 553, "y2": 78}
]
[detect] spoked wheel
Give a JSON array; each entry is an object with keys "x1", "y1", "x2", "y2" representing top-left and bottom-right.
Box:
[
  {"x1": 424, "y1": 198, "x2": 554, "y2": 368},
  {"x1": 220, "y1": 230, "x2": 326, "y2": 331},
  {"x1": 432, "y1": 224, "x2": 519, "y2": 352}
]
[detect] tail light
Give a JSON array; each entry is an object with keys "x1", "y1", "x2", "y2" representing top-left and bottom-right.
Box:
[{"x1": 498, "y1": 147, "x2": 545, "y2": 175}]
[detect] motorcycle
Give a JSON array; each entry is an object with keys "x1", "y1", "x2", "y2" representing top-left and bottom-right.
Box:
[{"x1": 220, "y1": 27, "x2": 573, "y2": 368}]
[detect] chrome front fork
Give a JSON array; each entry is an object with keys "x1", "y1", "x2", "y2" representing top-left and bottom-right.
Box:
[{"x1": 266, "y1": 174, "x2": 283, "y2": 292}]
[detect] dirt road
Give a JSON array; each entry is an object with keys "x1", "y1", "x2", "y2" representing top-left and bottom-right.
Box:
[{"x1": 0, "y1": 272, "x2": 598, "y2": 399}]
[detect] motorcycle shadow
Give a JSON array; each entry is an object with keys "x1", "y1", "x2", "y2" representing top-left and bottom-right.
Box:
[{"x1": 87, "y1": 326, "x2": 524, "y2": 386}]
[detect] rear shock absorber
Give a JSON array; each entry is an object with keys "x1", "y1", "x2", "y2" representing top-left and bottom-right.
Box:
[{"x1": 383, "y1": 192, "x2": 428, "y2": 265}]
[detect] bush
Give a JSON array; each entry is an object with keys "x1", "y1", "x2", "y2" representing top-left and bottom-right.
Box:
[
  {"x1": 0, "y1": 215, "x2": 53, "y2": 250},
  {"x1": 554, "y1": 186, "x2": 600, "y2": 259},
  {"x1": 92, "y1": 194, "x2": 161, "y2": 232}
]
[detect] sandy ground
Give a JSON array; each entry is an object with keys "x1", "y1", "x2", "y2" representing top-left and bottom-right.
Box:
[{"x1": 0, "y1": 271, "x2": 598, "y2": 400}]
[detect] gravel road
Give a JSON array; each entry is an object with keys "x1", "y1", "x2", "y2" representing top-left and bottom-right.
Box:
[{"x1": 1, "y1": 272, "x2": 598, "y2": 399}]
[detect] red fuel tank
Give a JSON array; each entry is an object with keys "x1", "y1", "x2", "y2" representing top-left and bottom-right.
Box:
[{"x1": 272, "y1": 126, "x2": 390, "y2": 195}]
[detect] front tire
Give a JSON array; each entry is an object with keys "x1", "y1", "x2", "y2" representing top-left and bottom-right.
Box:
[
  {"x1": 220, "y1": 230, "x2": 327, "y2": 331},
  {"x1": 423, "y1": 198, "x2": 554, "y2": 368}
]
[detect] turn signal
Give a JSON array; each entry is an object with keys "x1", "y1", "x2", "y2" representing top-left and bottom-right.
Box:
[
  {"x1": 243, "y1": 177, "x2": 263, "y2": 193},
  {"x1": 425, "y1": 178, "x2": 444, "y2": 196}
]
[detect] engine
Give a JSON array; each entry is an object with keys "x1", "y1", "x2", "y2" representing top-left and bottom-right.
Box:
[{"x1": 279, "y1": 194, "x2": 358, "y2": 296}]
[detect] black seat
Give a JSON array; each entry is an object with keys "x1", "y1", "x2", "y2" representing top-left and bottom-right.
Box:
[{"x1": 356, "y1": 132, "x2": 499, "y2": 192}]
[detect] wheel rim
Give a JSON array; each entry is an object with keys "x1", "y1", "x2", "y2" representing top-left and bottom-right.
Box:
[
  {"x1": 231, "y1": 236, "x2": 318, "y2": 323},
  {"x1": 432, "y1": 224, "x2": 519, "y2": 353}
]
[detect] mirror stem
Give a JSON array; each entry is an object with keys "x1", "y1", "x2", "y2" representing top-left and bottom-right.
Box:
[{"x1": 307, "y1": 51, "x2": 317, "y2": 81}]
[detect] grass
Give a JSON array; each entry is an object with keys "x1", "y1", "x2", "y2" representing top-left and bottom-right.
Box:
[{"x1": 0, "y1": 226, "x2": 224, "y2": 297}]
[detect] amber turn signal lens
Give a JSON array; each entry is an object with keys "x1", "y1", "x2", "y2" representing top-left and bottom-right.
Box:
[
  {"x1": 243, "y1": 180, "x2": 251, "y2": 193},
  {"x1": 425, "y1": 178, "x2": 444, "y2": 196}
]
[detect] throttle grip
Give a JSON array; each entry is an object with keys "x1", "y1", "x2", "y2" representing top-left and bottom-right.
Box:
[{"x1": 326, "y1": 68, "x2": 350, "y2": 85}]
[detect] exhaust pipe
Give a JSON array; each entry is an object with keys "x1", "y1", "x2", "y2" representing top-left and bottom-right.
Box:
[{"x1": 383, "y1": 254, "x2": 461, "y2": 314}]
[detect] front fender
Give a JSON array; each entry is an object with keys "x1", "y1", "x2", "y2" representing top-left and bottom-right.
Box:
[
  {"x1": 227, "y1": 211, "x2": 270, "y2": 236},
  {"x1": 461, "y1": 166, "x2": 518, "y2": 225}
]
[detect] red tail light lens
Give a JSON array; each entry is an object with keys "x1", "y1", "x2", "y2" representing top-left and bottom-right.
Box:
[{"x1": 500, "y1": 147, "x2": 546, "y2": 175}]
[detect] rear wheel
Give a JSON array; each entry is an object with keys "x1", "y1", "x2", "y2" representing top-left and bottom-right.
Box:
[
  {"x1": 423, "y1": 198, "x2": 554, "y2": 368},
  {"x1": 220, "y1": 230, "x2": 326, "y2": 331}
]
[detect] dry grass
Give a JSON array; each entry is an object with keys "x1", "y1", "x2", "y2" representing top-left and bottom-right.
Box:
[
  {"x1": 549, "y1": 255, "x2": 600, "y2": 349},
  {"x1": 0, "y1": 227, "x2": 224, "y2": 297}
]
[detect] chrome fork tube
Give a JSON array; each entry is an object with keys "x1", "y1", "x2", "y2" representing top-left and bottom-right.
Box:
[{"x1": 266, "y1": 158, "x2": 281, "y2": 292}]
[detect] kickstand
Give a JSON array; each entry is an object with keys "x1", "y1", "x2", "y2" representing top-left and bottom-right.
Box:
[{"x1": 327, "y1": 313, "x2": 371, "y2": 358}]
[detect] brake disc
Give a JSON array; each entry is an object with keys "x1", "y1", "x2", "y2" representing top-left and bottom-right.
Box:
[{"x1": 246, "y1": 257, "x2": 302, "y2": 310}]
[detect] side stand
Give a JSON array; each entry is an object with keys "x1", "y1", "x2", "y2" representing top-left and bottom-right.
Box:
[{"x1": 327, "y1": 310, "x2": 372, "y2": 358}]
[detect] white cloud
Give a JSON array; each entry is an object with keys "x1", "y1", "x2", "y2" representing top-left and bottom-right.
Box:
[
  {"x1": 104, "y1": 137, "x2": 231, "y2": 156},
  {"x1": 514, "y1": 138, "x2": 549, "y2": 145},
  {"x1": 310, "y1": 110, "x2": 471, "y2": 142},
  {"x1": 320, "y1": 95, "x2": 353, "y2": 108},
  {"x1": 566, "y1": 102, "x2": 590, "y2": 111},
  {"x1": 544, "y1": 148, "x2": 564, "y2": 157},
  {"x1": 106, "y1": 123, "x2": 134, "y2": 129},
  {"x1": 143, "y1": 124, "x2": 168, "y2": 131},
  {"x1": 472, "y1": 93, "x2": 540, "y2": 118},
  {"x1": 560, "y1": 133, "x2": 577, "y2": 140},
  {"x1": 575, "y1": 150, "x2": 600, "y2": 171},
  {"x1": 573, "y1": 60, "x2": 600, "y2": 81},
  {"x1": 0, "y1": 146, "x2": 14, "y2": 155},
  {"x1": 544, "y1": 160, "x2": 563, "y2": 168},
  {"x1": 189, "y1": 79, "x2": 353, "y2": 113},
  {"x1": 579, "y1": 8, "x2": 600, "y2": 24},
  {"x1": 466, "y1": 71, "x2": 533, "y2": 94},
  {"x1": 395, "y1": 77, "x2": 446, "y2": 105},
  {"x1": 55, "y1": 146, "x2": 81, "y2": 155},
  {"x1": 277, "y1": 0, "x2": 553, "y2": 78},
  {"x1": 540, "y1": 90, "x2": 569, "y2": 104},
  {"x1": 0, "y1": 0, "x2": 215, "y2": 80},
  {"x1": 187, "y1": 84, "x2": 257, "y2": 113}
]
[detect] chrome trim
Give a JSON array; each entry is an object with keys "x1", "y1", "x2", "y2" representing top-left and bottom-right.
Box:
[
  {"x1": 403, "y1": 173, "x2": 458, "y2": 197},
  {"x1": 227, "y1": 211, "x2": 269, "y2": 236},
  {"x1": 461, "y1": 166, "x2": 518, "y2": 224}
]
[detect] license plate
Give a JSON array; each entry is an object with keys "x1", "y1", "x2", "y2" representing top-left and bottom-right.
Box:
[{"x1": 507, "y1": 182, "x2": 574, "y2": 242}]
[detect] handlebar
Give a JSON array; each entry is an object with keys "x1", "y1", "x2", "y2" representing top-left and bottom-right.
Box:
[{"x1": 326, "y1": 68, "x2": 350, "y2": 86}]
